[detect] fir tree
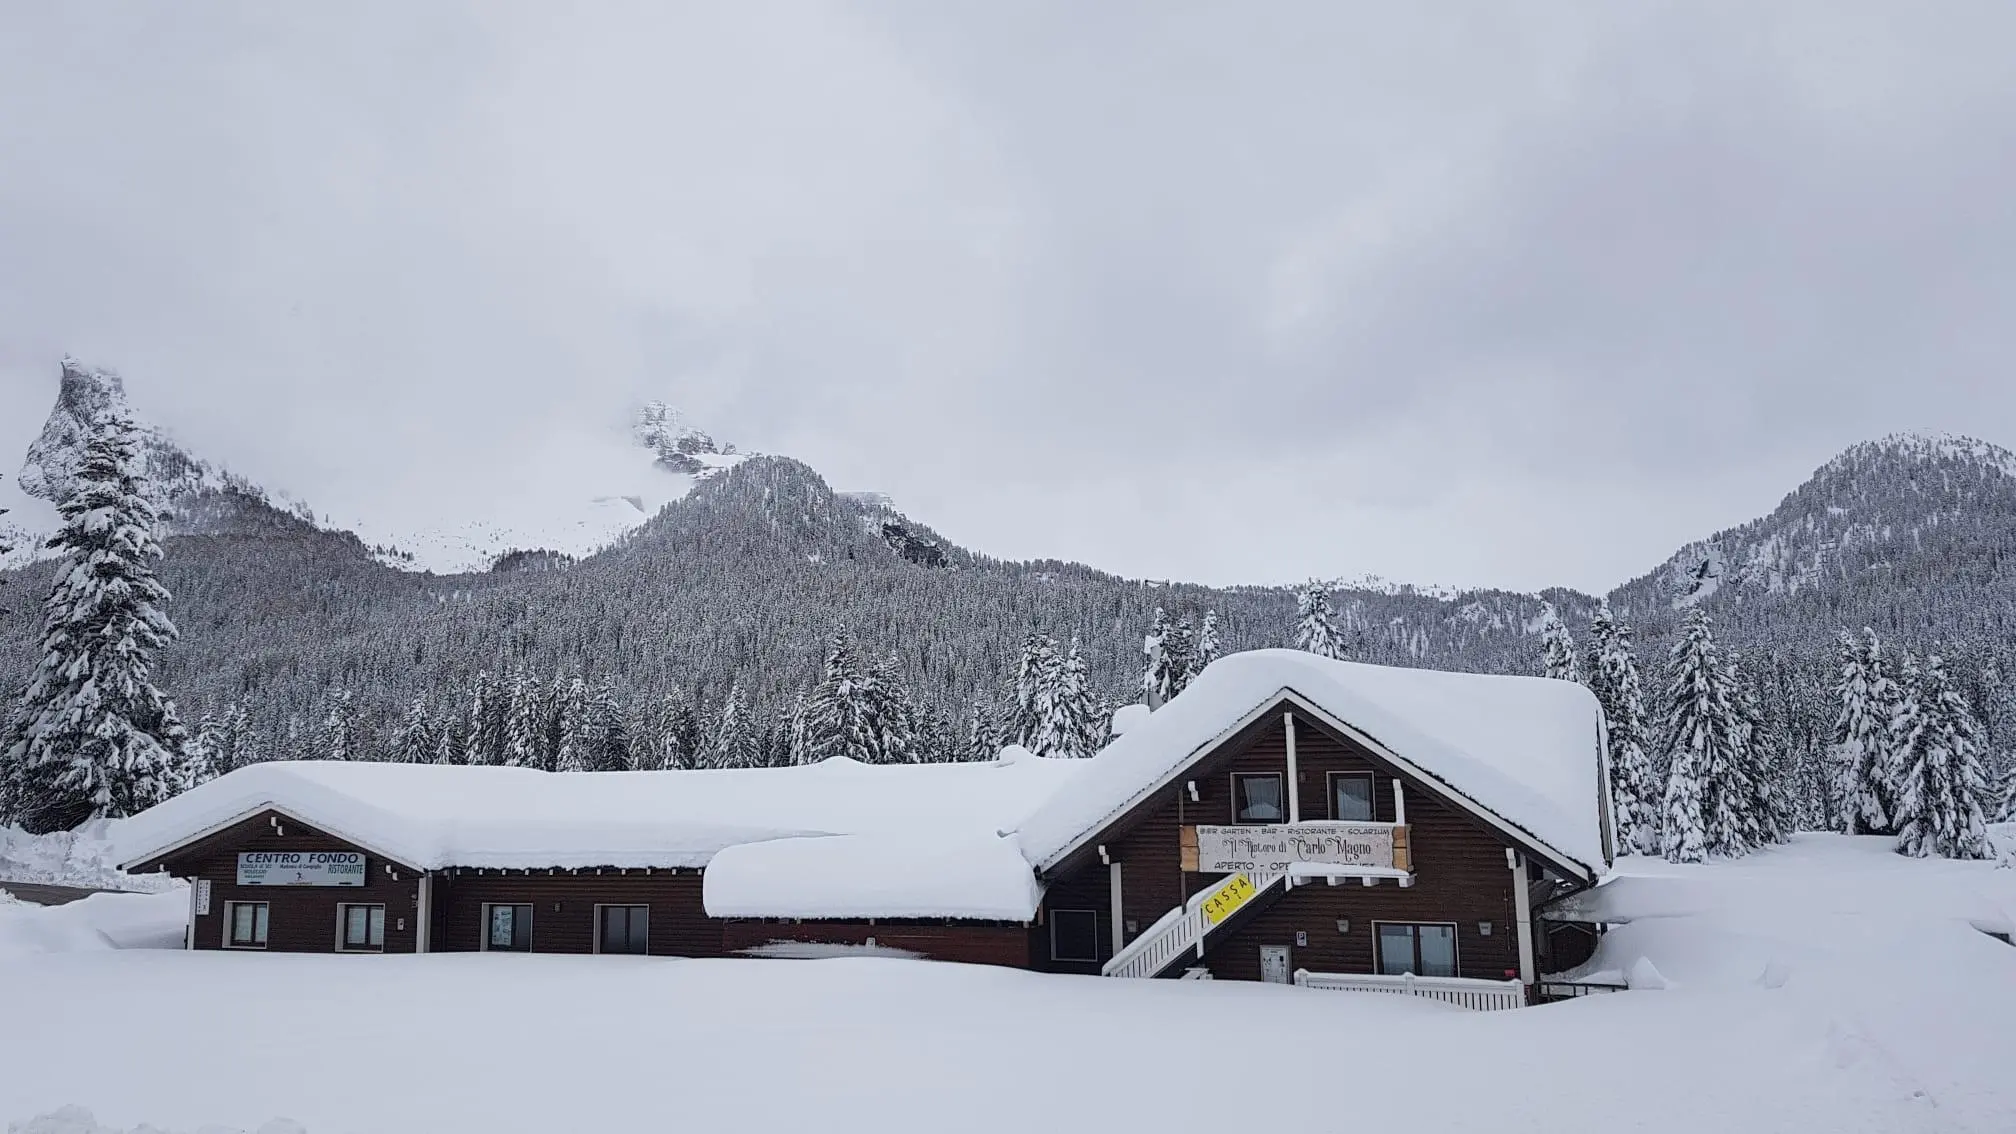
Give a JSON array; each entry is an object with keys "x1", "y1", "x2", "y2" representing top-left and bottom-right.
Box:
[
  {"x1": 706, "y1": 682, "x2": 761, "y2": 769},
  {"x1": 432, "y1": 713, "x2": 463, "y2": 765},
  {"x1": 393, "y1": 692, "x2": 435, "y2": 765},
  {"x1": 183, "y1": 713, "x2": 223, "y2": 789},
  {"x1": 863, "y1": 656, "x2": 920, "y2": 765},
  {"x1": 1139, "y1": 609, "x2": 1181, "y2": 708},
  {"x1": 1835, "y1": 630, "x2": 1890, "y2": 834},
  {"x1": 1893, "y1": 654, "x2": 1996, "y2": 859},
  {"x1": 585, "y1": 678, "x2": 631, "y2": 771},
  {"x1": 463, "y1": 670, "x2": 504, "y2": 766},
  {"x1": 1293, "y1": 580, "x2": 1344, "y2": 660},
  {"x1": 1539, "y1": 603, "x2": 1580, "y2": 683},
  {"x1": 1033, "y1": 637, "x2": 1099, "y2": 759},
  {"x1": 805, "y1": 631, "x2": 875, "y2": 764},
  {"x1": 552, "y1": 676, "x2": 590, "y2": 772},
  {"x1": 1013, "y1": 633, "x2": 1063, "y2": 746},
  {"x1": 1192, "y1": 610, "x2": 1222, "y2": 678},
  {"x1": 0, "y1": 413, "x2": 189, "y2": 832},
  {"x1": 320, "y1": 688, "x2": 359, "y2": 761},
  {"x1": 218, "y1": 702, "x2": 253, "y2": 772},
  {"x1": 503, "y1": 668, "x2": 544, "y2": 769},
  {"x1": 962, "y1": 701, "x2": 998, "y2": 763},
  {"x1": 1589, "y1": 602, "x2": 1658, "y2": 854},
  {"x1": 1659, "y1": 610, "x2": 1747, "y2": 861},
  {"x1": 655, "y1": 688, "x2": 702, "y2": 770},
  {"x1": 783, "y1": 693, "x2": 812, "y2": 767}
]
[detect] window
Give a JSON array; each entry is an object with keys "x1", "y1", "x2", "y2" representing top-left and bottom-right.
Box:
[
  {"x1": 225, "y1": 901, "x2": 269, "y2": 949},
  {"x1": 1329, "y1": 772, "x2": 1375, "y2": 822},
  {"x1": 1232, "y1": 773, "x2": 1285, "y2": 823},
  {"x1": 597, "y1": 905, "x2": 649, "y2": 955},
  {"x1": 1376, "y1": 923, "x2": 1459, "y2": 978},
  {"x1": 1050, "y1": 909, "x2": 1100, "y2": 963},
  {"x1": 484, "y1": 904, "x2": 533, "y2": 952},
  {"x1": 338, "y1": 904, "x2": 386, "y2": 952}
]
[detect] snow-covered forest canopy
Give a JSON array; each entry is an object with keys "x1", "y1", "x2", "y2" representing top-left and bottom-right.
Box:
[{"x1": 1, "y1": 372, "x2": 2015, "y2": 856}]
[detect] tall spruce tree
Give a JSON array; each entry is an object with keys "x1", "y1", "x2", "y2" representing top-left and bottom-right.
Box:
[
  {"x1": 805, "y1": 631, "x2": 875, "y2": 764},
  {"x1": 1033, "y1": 637, "x2": 1099, "y2": 759},
  {"x1": 1660, "y1": 610, "x2": 1748, "y2": 861},
  {"x1": 1589, "y1": 602, "x2": 1658, "y2": 854},
  {"x1": 1893, "y1": 654, "x2": 1996, "y2": 859},
  {"x1": 1013, "y1": 633, "x2": 1063, "y2": 746},
  {"x1": 393, "y1": 692, "x2": 435, "y2": 764},
  {"x1": 585, "y1": 678, "x2": 631, "y2": 771},
  {"x1": 1139, "y1": 609, "x2": 1182, "y2": 707},
  {"x1": 1293, "y1": 580, "x2": 1344, "y2": 660},
  {"x1": 1835, "y1": 630, "x2": 1888, "y2": 834},
  {"x1": 706, "y1": 682, "x2": 760, "y2": 769},
  {"x1": 1539, "y1": 603, "x2": 1580, "y2": 683},
  {"x1": 503, "y1": 668, "x2": 544, "y2": 769},
  {"x1": 320, "y1": 688, "x2": 359, "y2": 760},
  {"x1": 863, "y1": 656, "x2": 921, "y2": 764},
  {"x1": 552, "y1": 676, "x2": 590, "y2": 772},
  {"x1": 463, "y1": 670, "x2": 504, "y2": 766},
  {"x1": 1193, "y1": 610, "x2": 1222, "y2": 677},
  {"x1": 0, "y1": 414, "x2": 190, "y2": 831}
]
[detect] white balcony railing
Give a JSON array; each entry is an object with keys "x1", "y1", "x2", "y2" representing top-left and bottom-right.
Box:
[{"x1": 1293, "y1": 969, "x2": 1526, "y2": 1011}]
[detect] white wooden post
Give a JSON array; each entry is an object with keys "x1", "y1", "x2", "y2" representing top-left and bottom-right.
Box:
[
  {"x1": 1391, "y1": 776, "x2": 1407, "y2": 827},
  {"x1": 185, "y1": 874, "x2": 199, "y2": 951},
  {"x1": 1284, "y1": 711, "x2": 1301, "y2": 823},
  {"x1": 416, "y1": 872, "x2": 433, "y2": 954},
  {"x1": 1109, "y1": 861, "x2": 1125, "y2": 955},
  {"x1": 1508, "y1": 849, "x2": 1536, "y2": 986}
]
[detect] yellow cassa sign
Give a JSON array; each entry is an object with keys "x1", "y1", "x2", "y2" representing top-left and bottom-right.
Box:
[{"x1": 1201, "y1": 873, "x2": 1258, "y2": 926}]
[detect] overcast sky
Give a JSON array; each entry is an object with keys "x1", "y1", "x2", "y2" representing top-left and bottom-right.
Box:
[{"x1": 3, "y1": 2, "x2": 2013, "y2": 593}]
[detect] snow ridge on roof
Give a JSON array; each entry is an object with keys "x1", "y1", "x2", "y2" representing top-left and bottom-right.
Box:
[
  {"x1": 704, "y1": 833, "x2": 1043, "y2": 921},
  {"x1": 113, "y1": 757, "x2": 1085, "y2": 873},
  {"x1": 1016, "y1": 650, "x2": 1608, "y2": 877}
]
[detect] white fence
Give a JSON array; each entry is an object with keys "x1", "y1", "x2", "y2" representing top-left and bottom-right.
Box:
[{"x1": 1292, "y1": 969, "x2": 1527, "y2": 1011}]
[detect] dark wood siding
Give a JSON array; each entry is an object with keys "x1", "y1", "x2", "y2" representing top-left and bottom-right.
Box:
[
  {"x1": 432, "y1": 870, "x2": 719, "y2": 957},
  {"x1": 1041, "y1": 707, "x2": 1525, "y2": 981},
  {"x1": 721, "y1": 920, "x2": 1031, "y2": 967},
  {"x1": 151, "y1": 810, "x2": 422, "y2": 954}
]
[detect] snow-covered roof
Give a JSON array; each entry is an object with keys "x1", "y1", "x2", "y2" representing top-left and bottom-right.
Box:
[
  {"x1": 1017, "y1": 650, "x2": 1610, "y2": 878},
  {"x1": 114, "y1": 756, "x2": 1085, "y2": 874},
  {"x1": 703, "y1": 833, "x2": 1043, "y2": 921}
]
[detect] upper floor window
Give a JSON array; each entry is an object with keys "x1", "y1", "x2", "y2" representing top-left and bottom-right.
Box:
[
  {"x1": 1329, "y1": 772, "x2": 1375, "y2": 822},
  {"x1": 1232, "y1": 773, "x2": 1285, "y2": 823}
]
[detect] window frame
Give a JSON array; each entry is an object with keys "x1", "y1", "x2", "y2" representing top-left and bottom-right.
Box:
[
  {"x1": 1372, "y1": 921, "x2": 1461, "y2": 979},
  {"x1": 335, "y1": 902, "x2": 387, "y2": 953},
  {"x1": 223, "y1": 900, "x2": 269, "y2": 950},
  {"x1": 1049, "y1": 908, "x2": 1102, "y2": 963},
  {"x1": 594, "y1": 904, "x2": 650, "y2": 956},
  {"x1": 1229, "y1": 772, "x2": 1287, "y2": 824},
  {"x1": 481, "y1": 903, "x2": 534, "y2": 953},
  {"x1": 1326, "y1": 771, "x2": 1377, "y2": 822}
]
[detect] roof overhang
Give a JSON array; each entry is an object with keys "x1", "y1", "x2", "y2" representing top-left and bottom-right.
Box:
[{"x1": 119, "y1": 801, "x2": 426, "y2": 875}]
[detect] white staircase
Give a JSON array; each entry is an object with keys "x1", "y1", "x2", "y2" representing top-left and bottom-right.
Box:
[{"x1": 1101, "y1": 868, "x2": 1289, "y2": 979}]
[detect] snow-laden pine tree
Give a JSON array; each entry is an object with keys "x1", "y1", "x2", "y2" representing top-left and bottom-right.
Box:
[
  {"x1": 1538, "y1": 603, "x2": 1580, "y2": 683},
  {"x1": 864, "y1": 656, "x2": 921, "y2": 764},
  {"x1": 1139, "y1": 609, "x2": 1182, "y2": 708},
  {"x1": 1192, "y1": 610, "x2": 1221, "y2": 677},
  {"x1": 551, "y1": 676, "x2": 590, "y2": 772},
  {"x1": 0, "y1": 414, "x2": 189, "y2": 832},
  {"x1": 1727, "y1": 653, "x2": 1788, "y2": 846},
  {"x1": 805, "y1": 631, "x2": 875, "y2": 764},
  {"x1": 585, "y1": 678, "x2": 631, "y2": 771},
  {"x1": 1659, "y1": 610, "x2": 1748, "y2": 861},
  {"x1": 961, "y1": 702, "x2": 997, "y2": 762},
  {"x1": 783, "y1": 693, "x2": 813, "y2": 767},
  {"x1": 503, "y1": 668, "x2": 544, "y2": 769},
  {"x1": 1893, "y1": 653, "x2": 1997, "y2": 859},
  {"x1": 1589, "y1": 602, "x2": 1658, "y2": 854},
  {"x1": 463, "y1": 671, "x2": 501, "y2": 766},
  {"x1": 320, "y1": 689, "x2": 358, "y2": 760},
  {"x1": 432, "y1": 714, "x2": 461, "y2": 765},
  {"x1": 706, "y1": 683, "x2": 760, "y2": 769},
  {"x1": 1033, "y1": 637, "x2": 1099, "y2": 759},
  {"x1": 183, "y1": 714, "x2": 222, "y2": 789},
  {"x1": 1013, "y1": 633, "x2": 1063, "y2": 746},
  {"x1": 653, "y1": 688, "x2": 701, "y2": 770},
  {"x1": 1293, "y1": 580, "x2": 1344, "y2": 660},
  {"x1": 393, "y1": 692, "x2": 434, "y2": 765},
  {"x1": 218, "y1": 702, "x2": 253, "y2": 772},
  {"x1": 1836, "y1": 629, "x2": 1897, "y2": 835}
]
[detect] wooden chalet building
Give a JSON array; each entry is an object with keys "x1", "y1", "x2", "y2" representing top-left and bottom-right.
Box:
[{"x1": 117, "y1": 650, "x2": 1613, "y2": 1005}]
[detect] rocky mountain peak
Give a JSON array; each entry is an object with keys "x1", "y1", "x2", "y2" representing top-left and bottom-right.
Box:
[{"x1": 634, "y1": 401, "x2": 741, "y2": 477}]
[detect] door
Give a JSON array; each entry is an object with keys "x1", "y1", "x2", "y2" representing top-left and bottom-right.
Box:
[{"x1": 1260, "y1": 945, "x2": 1291, "y2": 984}]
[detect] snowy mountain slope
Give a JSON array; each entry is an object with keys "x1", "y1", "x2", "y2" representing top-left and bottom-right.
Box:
[
  {"x1": 4, "y1": 361, "x2": 752, "y2": 575},
  {"x1": 1611, "y1": 430, "x2": 2016, "y2": 618}
]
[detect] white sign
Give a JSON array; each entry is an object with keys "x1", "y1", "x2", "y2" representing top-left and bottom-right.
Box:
[
  {"x1": 194, "y1": 878, "x2": 212, "y2": 915},
  {"x1": 236, "y1": 851, "x2": 366, "y2": 887},
  {"x1": 1193, "y1": 823, "x2": 1394, "y2": 874}
]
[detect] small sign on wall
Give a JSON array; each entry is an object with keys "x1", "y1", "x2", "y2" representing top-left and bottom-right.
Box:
[
  {"x1": 236, "y1": 851, "x2": 366, "y2": 887},
  {"x1": 194, "y1": 879, "x2": 212, "y2": 915}
]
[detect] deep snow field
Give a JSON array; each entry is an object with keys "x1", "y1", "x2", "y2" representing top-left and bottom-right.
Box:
[{"x1": 2, "y1": 833, "x2": 2011, "y2": 1134}]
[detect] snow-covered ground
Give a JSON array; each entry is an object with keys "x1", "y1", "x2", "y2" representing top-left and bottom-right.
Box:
[
  {"x1": 1, "y1": 833, "x2": 2010, "y2": 1134},
  {"x1": 0, "y1": 823, "x2": 178, "y2": 893}
]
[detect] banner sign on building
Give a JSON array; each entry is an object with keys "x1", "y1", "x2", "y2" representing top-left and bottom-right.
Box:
[
  {"x1": 236, "y1": 851, "x2": 366, "y2": 887},
  {"x1": 194, "y1": 878, "x2": 212, "y2": 915},
  {"x1": 1191, "y1": 823, "x2": 1395, "y2": 874},
  {"x1": 1200, "y1": 873, "x2": 1259, "y2": 926}
]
